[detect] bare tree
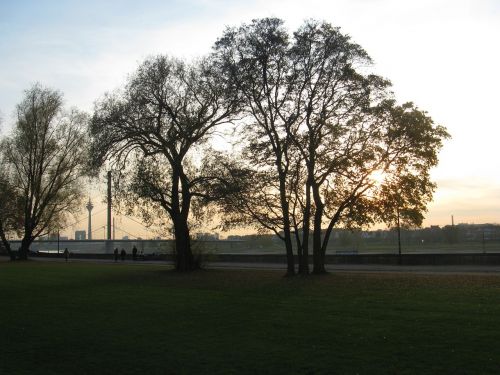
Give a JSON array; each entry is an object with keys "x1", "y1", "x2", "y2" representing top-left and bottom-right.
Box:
[
  {"x1": 1, "y1": 84, "x2": 89, "y2": 259},
  {"x1": 91, "y1": 55, "x2": 240, "y2": 271}
]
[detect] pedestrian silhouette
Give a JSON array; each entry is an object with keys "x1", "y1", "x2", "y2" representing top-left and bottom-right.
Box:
[
  {"x1": 120, "y1": 248, "x2": 126, "y2": 261},
  {"x1": 63, "y1": 248, "x2": 69, "y2": 262},
  {"x1": 114, "y1": 248, "x2": 119, "y2": 262},
  {"x1": 132, "y1": 246, "x2": 138, "y2": 261}
]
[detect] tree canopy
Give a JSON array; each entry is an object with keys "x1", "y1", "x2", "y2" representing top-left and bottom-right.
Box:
[
  {"x1": 90, "y1": 55, "x2": 241, "y2": 271},
  {"x1": 212, "y1": 18, "x2": 449, "y2": 274},
  {"x1": 0, "y1": 84, "x2": 89, "y2": 259}
]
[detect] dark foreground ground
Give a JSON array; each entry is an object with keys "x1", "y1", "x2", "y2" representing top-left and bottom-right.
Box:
[
  {"x1": 16, "y1": 254, "x2": 500, "y2": 275},
  {"x1": 1, "y1": 261, "x2": 499, "y2": 374}
]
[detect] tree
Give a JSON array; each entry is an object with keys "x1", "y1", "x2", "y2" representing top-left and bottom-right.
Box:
[
  {"x1": 214, "y1": 18, "x2": 449, "y2": 274},
  {"x1": 0, "y1": 166, "x2": 22, "y2": 258},
  {"x1": 309, "y1": 100, "x2": 448, "y2": 273},
  {"x1": 213, "y1": 18, "x2": 300, "y2": 275},
  {"x1": 0, "y1": 143, "x2": 24, "y2": 258},
  {"x1": 1, "y1": 84, "x2": 88, "y2": 260},
  {"x1": 287, "y1": 21, "x2": 450, "y2": 273},
  {"x1": 90, "y1": 55, "x2": 240, "y2": 271},
  {"x1": 1, "y1": 113, "x2": 23, "y2": 257}
]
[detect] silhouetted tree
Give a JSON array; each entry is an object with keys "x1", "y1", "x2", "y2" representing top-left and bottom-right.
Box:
[
  {"x1": 1, "y1": 115, "x2": 21, "y2": 257},
  {"x1": 214, "y1": 18, "x2": 449, "y2": 274},
  {"x1": 213, "y1": 18, "x2": 300, "y2": 275},
  {"x1": 1, "y1": 84, "x2": 88, "y2": 259},
  {"x1": 0, "y1": 143, "x2": 23, "y2": 257},
  {"x1": 91, "y1": 56, "x2": 240, "y2": 271}
]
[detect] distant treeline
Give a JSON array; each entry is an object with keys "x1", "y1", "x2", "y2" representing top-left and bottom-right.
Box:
[{"x1": 227, "y1": 223, "x2": 500, "y2": 248}]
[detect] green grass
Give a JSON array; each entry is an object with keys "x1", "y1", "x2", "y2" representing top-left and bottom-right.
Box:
[{"x1": 1, "y1": 261, "x2": 500, "y2": 374}]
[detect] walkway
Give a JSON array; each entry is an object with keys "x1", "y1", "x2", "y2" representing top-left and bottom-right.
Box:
[{"x1": 4, "y1": 256, "x2": 500, "y2": 275}]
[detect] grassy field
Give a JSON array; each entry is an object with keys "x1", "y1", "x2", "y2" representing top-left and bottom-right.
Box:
[{"x1": 1, "y1": 261, "x2": 500, "y2": 374}]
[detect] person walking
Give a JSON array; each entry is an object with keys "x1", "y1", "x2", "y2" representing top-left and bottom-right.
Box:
[
  {"x1": 63, "y1": 248, "x2": 69, "y2": 262},
  {"x1": 120, "y1": 248, "x2": 126, "y2": 261},
  {"x1": 114, "y1": 248, "x2": 119, "y2": 262},
  {"x1": 132, "y1": 246, "x2": 138, "y2": 261}
]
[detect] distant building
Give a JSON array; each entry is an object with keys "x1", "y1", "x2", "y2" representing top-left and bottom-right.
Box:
[
  {"x1": 122, "y1": 236, "x2": 129, "y2": 240},
  {"x1": 75, "y1": 230, "x2": 86, "y2": 240},
  {"x1": 47, "y1": 233, "x2": 68, "y2": 241}
]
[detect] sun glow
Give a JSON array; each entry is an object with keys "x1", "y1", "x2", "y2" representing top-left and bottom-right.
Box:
[{"x1": 370, "y1": 170, "x2": 386, "y2": 187}]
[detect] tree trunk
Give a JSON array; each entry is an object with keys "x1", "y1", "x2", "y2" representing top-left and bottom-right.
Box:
[
  {"x1": 280, "y1": 200, "x2": 295, "y2": 276},
  {"x1": 173, "y1": 217, "x2": 195, "y2": 272},
  {"x1": 312, "y1": 213, "x2": 326, "y2": 274},
  {"x1": 18, "y1": 236, "x2": 32, "y2": 260},
  {"x1": 0, "y1": 224, "x2": 13, "y2": 259},
  {"x1": 169, "y1": 164, "x2": 196, "y2": 272},
  {"x1": 283, "y1": 228, "x2": 295, "y2": 277},
  {"x1": 279, "y1": 175, "x2": 295, "y2": 276},
  {"x1": 293, "y1": 225, "x2": 304, "y2": 275},
  {"x1": 312, "y1": 185, "x2": 327, "y2": 274},
  {"x1": 299, "y1": 180, "x2": 311, "y2": 275}
]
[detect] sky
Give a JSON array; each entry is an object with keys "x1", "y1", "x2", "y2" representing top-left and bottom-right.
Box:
[{"x1": 1, "y1": 0, "x2": 499, "y2": 239}]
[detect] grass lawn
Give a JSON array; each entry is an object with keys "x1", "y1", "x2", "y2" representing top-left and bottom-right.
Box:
[{"x1": 1, "y1": 261, "x2": 499, "y2": 374}]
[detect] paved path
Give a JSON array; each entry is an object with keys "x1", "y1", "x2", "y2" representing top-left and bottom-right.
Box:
[
  {"x1": 210, "y1": 262, "x2": 500, "y2": 275},
  {"x1": 4, "y1": 256, "x2": 500, "y2": 275}
]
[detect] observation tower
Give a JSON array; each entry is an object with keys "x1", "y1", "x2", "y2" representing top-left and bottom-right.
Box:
[{"x1": 86, "y1": 198, "x2": 94, "y2": 240}]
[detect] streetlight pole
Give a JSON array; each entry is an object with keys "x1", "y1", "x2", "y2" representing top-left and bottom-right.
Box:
[
  {"x1": 107, "y1": 171, "x2": 112, "y2": 240},
  {"x1": 397, "y1": 206, "x2": 402, "y2": 264}
]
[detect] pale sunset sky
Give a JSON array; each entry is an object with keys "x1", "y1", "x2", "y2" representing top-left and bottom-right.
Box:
[{"x1": 1, "y1": 0, "x2": 499, "y2": 238}]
